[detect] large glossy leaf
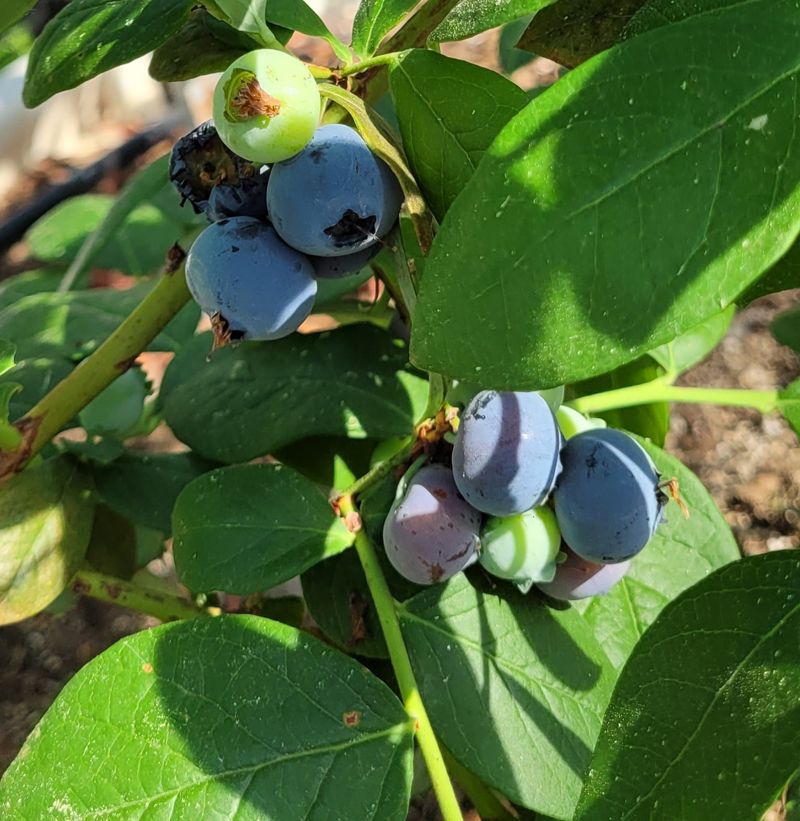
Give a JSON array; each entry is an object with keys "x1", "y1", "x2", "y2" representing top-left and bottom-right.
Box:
[
  {"x1": 516, "y1": 0, "x2": 646, "y2": 67},
  {"x1": 0, "y1": 281, "x2": 200, "y2": 360},
  {"x1": 173, "y1": 464, "x2": 352, "y2": 595},
  {"x1": 0, "y1": 616, "x2": 414, "y2": 819},
  {"x1": 92, "y1": 452, "x2": 217, "y2": 534},
  {"x1": 352, "y1": 0, "x2": 418, "y2": 56},
  {"x1": 411, "y1": 0, "x2": 800, "y2": 389},
  {"x1": 0, "y1": 458, "x2": 94, "y2": 625},
  {"x1": 26, "y1": 193, "x2": 184, "y2": 277},
  {"x1": 150, "y1": 7, "x2": 263, "y2": 81},
  {"x1": 23, "y1": 0, "x2": 192, "y2": 107},
  {"x1": 390, "y1": 50, "x2": 528, "y2": 221},
  {"x1": 623, "y1": 0, "x2": 744, "y2": 37},
  {"x1": 400, "y1": 574, "x2": 615, "y2": 818},
  {"x1": 430, "y1": 0, "x2": 557, "y2": 43},
  {"x1": 576, "y1": 551, "x2": 800, "y2": 820},
  {"x1": 1, "y1": 357, "x2": 74, "y2": 420},
  {"x1": 581, "y1": 438, "x2": 740, "y2": 669},
  {"x1": 160, "y1": 327, "x2": 428, "y2": 463}
]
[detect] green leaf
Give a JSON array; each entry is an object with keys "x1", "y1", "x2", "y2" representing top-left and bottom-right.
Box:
[
  {"x1": 0, "y1": 281, "x2": 200, "y2": 361},
  {"x1": 576, "y1": 551, "x2": 800, "y2": 820},
  {"x1": 150, "y1": 7, "x2": 263, "y2": 81},
  {"x1": 0, "y1": 339, "x2": 15, "y2": 377},
  {"x1": 0, "y1": 1, "x2": 35, "y2": 38},
  {"x1": 430, "y1": 0, "x2": 557, "y2": 43},
  {"x1": 411, "y1": 0, "x2": 800, "y2": 389},
  {"x1": 160, "y1": 326, "x2": 428, "y2": 463},
  {"x1": 390, "y1": 50, "x2": 528, "y2": 221},
  {"x1": 772, "y1": 307, "x2": 800, "y2": 354},
  {"x1": 78, "y1": 366, "x2": 149, "y2": 437},
  {"x1": 498, "y1": 15, "x2": 537, "y2": 74},
  {"x1": 23, "y1": 0, "x2": 193, "y2": 108},
  {"x1": 572, "y1": 356, "x2": 669, "y2": 445},
  {"x1": 623, "y1": 0, "x2": 744, "y2": 38},
  {"x1": 0, "y1": 616, "x2": 414, "y2": 818},
  {"x1": 263, "y1": 0, "x2": 350, "y2": 60},
  {"x1": 0, "y1": 458, "x2": 94, "y2": 625},
  {"x1": 778, "y1": 380, "x2": 800, "y2": 437},
  {"x1": 649, "y1": 305, "x2": 734, "y2": 374},
  {"x1": 92, "y1": 451, "x2": 218, "y2": 534},
  {"x1": 0, "y1": 269, "x2": 62, "y2": 308},
  {"x1": 516, "y1": 0, "x2": 646, "y2": 67},
  {"x1": 274, "y1": 436, "x2": 376, "y2": 491},
  {"x1": 581, "y1": 437, "x2": 740, "y2": 669},
  {"x1": 0, "y1": 357, "x2": 74, "y2": 421},
  {"x1": 302, "y1": 550, "x2": 390, "y2": 658},
  {"x1": 85, "y1": 504, "x2": 138, "y2": 578},
  {"x1": 400, "y1": 574, "x2": 615, "y2": 818},
  {"x1": 0, "y1": 23, "x2": 33, "y2": 70},
  {"x1": 352, "y1": 0, "x2": 418, "y2": 56},
  {"x1": 59, "y1": 157, "x2": 200, "y2": 291},
  {"x1": 26, "y1": 193, "x2": 183, "y2": 277},
  {"x1": 738, "y1": 237, "x2": 800, "y2": 305},
  {"x1": 173, "y1": 463, "x2": 353, "y2": 595}
]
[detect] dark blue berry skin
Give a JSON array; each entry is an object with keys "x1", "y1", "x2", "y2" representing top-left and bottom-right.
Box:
[
  {"x1": 310, "y1": 244, "x2": 380, "y2": 279},
  {"x1": 205, "y1": 165, "x2": 270, "y2": 222},
  {"x1": 186, "y1": 217, "x2": 316, "y2": 341},
  {"x1": 452, "y1": 391, "x2": 562, "y2": 517},
  {"x1": 553, "y1": 429, "x2": 665, "y2": 564},
  {"x1": 267, "y1": 124, "x2": 402, "y2": 257}
]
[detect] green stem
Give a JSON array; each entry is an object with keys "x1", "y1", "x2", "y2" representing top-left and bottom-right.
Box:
[
  {"x1": 338, "y1": 496, "x2": 463, "y2": 821},
  {"x1": 341, "y1": 52, "x2": 402, "y2": 77},
  {"x1": 441, "y1": 748, "x2": 516, "y2": 821},
  {"x1": 0, "y1": 266, "x2": 191, "y2": 477},
  {"x1": 340, "y1": 436, "x2": 416, "y2": 499},
  {"x1": 570, "y1": 378, "x2": 780, "y2": 415},
  {"x1": 71, "y1": 569, "x2": 220, "y2": 622}
]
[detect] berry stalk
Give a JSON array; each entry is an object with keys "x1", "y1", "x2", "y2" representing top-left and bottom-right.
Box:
[
  {"x1": 0, "y1": 265, "x2": 192, "y2": 478},
  {"x1": 570, "y1": 378, "x2": 780, "y2": 415},
  {"x1": 71, "y1": 569, "x2": 221, "y2": 622},
  {"x1": 337, "y1": 494, "x2": 464, "y2": 821}
]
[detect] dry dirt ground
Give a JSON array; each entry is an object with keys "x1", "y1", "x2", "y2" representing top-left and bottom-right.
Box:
[{"x1": 1, "y1": 18, "x2": 798, "y2": 819}]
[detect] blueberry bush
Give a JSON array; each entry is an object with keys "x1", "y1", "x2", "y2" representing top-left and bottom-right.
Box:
[{"x1": 0, "y1": 0, "x2": 799, "y2": 818}]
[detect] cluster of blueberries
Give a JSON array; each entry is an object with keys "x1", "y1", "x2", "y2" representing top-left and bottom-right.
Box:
[
  {"x1": 383, "y1": 390, "x2": 669, "y2": 600},
  {"x1": 169, "y1": 49, "x2": 668, "y2": 603},
  {"x1": 169, "y1": 50, "x2": 401, "y2": 346}
]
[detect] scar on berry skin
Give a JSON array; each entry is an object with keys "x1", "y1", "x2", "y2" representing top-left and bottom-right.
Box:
[
  {"x1": 324, "y1": 210, "x2": 377, "y2": 246},
  {"x1": 225, "y1": 71, "x2": 281, "y2": 121},
  {"x1": 342, "y1": 710, "x2": 362, "y2": 727}
]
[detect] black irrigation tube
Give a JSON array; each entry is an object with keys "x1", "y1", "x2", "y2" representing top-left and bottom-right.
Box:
[{"x1": 0, "y1": 119, "x2": 178, "y2": 253}]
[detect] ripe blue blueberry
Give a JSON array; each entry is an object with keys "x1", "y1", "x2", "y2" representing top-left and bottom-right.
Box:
[
  {"x1": 206, "y1": 164, "x2": 270, "y2": 222},
  {"x1": 383, "y1": 464, "x2": 481, "y2": 585},
  {"x1": 186, "y1": 217, "x2": 316, "y2": 343},
  {"x1": 553, "y1": 428, "x2": 665, "y2": 564},
  {"x1": 267, "y1": 124, "x2": 403, "y2": 257},
  {"x1": 310, "y1": 244, "x2": 380, "y2": 279},
  {"x1": 536, "y1": 547, "x2": 631, "y2": 601},
  {"x1": 452, "y1": 390, "x2": 562, "y2": 517}
]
